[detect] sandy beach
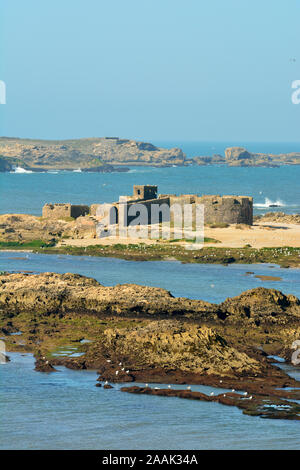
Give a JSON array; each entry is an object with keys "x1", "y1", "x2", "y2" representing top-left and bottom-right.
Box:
[{"x1": 56, "y1": 221, "x2": 300, "y2": 250}]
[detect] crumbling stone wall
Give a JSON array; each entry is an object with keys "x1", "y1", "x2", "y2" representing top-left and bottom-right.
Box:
[
  {"x1": 196, "y1": 195, "x2": 253, "y2": 225},
  {"x1": 70, "y1": 205, "x2": 90, "y2": 219},
  {"x1": 42, "y1": 203, "x2": 89, "y2": 219}
]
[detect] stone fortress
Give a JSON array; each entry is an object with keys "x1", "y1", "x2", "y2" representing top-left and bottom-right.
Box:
[{"x1": 42, "y1": 185, "x2": 253, "y2": 227}]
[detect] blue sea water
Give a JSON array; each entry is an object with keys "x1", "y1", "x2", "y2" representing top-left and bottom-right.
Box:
[
  {"x1": 1, "y1": 252, "x2": 300, "y2": 303},
  {"x1": 1, "y1": 352, "x2": 299, "y2": 450},
  {"x1": 1, "y1": 252, "x2": 300, "y2": 449},
  {"x1": 1, "y1": 143, "x2": 300, "y2": 449},
  {"x1": 0, "y1": 141, "x2": 300, "y2": 216}
]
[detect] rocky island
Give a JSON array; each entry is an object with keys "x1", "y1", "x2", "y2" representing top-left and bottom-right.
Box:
[
  {"x1": 194, "y1": 146, "x2": 300, "y2": 167},
  {"x1": 0, "y1": 136, "x2": 186, "y2": 171}
]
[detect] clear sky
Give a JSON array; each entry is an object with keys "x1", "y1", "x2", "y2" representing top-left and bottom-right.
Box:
[{"x1": 0, "y1": 0, "x2": 299, "y2": 142}]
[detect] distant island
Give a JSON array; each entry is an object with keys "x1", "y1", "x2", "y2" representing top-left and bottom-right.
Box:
[
  {"x1": 194, "y1": 146, "x2": 300, "y2": 167},
  {"x1": 0, "y1": 137, "x2": 300, "y2": 172},
  {"x1": 0, "y1": 136, "x2": 185, "y2": 172}
]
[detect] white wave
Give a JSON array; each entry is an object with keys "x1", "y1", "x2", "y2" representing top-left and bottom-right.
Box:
[
  {"x1": 73, "y1": 168, "x2": 82, "y2": 173},
  {"x1": 254, "y1": 198, "x2": 285, "y2": 208},
  {"x1": 11, "y1": 166, "x2": 33, "y2": 174}
]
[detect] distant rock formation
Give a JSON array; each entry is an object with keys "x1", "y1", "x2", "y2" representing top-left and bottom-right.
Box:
[
  {"x1": 192, "y1": 154, "x2": 225, "y2": 165},
  {"x1": 224, "y1": 147, "x2": 300, "y2": 167},
  {"x1": 0, "y1": 156, "x2": 14, "y2": 172},
  {"x1": 1, "y1": 138, "x2": 299, "y2": 169},
  {"x1": 192, "y1": 146, "x2": 300, "y2": 167},
  {"x1": 0, "y1": 137, "x2": 187, "y2": 170}
]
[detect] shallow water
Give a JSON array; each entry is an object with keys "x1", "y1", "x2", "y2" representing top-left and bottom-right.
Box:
[
  {"x1": 1, "y1": 251, "x2": 300, "y2": 303},
  {"x1": 1, "y1": 353, "x2": 300, "y2": 450}
]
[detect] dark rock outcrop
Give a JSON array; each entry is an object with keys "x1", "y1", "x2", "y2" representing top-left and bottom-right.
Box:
[
  {"x1": 34, "y1": 355, "x2": 56, "y2": 372},
  {"x1": 121, "y1": 386, "x2": 300, "y2": 420}
]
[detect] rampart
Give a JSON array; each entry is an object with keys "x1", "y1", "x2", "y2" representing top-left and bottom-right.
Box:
[
  {"x1": 43, "y1": 186, "x2": 253, "y2": 226},
  {"x1": 42, "y1": 203, "x2": 90, "y2": 219},
  {"x1": 197, "y1": 195, "x2": 253, "y2": 225}
]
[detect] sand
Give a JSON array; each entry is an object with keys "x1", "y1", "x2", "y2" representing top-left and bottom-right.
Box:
[{"x1": 56, "y1": 221, "x2": 300, "y2": 250}]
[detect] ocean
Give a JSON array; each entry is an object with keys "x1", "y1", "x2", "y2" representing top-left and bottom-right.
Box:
[
  {"x1": 1, "y1": 141, "x2": 300, "y2": 449},
  {"x1": 1, "y1": 141, "x2": 300, "y2": 216},
  {"x1": 1, "y1": 352, "x2": 299, "y2": 450},
  {"x1": 1, "y1": 252, "x2": 300, "y2": 449}
]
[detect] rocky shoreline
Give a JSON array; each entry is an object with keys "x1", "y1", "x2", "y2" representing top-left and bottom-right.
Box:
[
  {"x1": 120, "y1": 385, "x2": 300, "y2": 420},
  {"x1": 1, "y1": 272, "x2": 300, "y2": 420}
]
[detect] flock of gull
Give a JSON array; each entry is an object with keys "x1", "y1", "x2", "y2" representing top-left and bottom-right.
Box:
[{"x1": 104, "y1": 359, "x2": 253, "y2": 399}]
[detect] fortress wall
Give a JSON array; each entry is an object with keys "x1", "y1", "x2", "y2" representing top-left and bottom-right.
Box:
[
  {"x1": 43, "y1": 187, "x2": 253, "y2": 227},
  {"x1": 125, "y1": 197, "x2": 170, "y2": 225},
  {"x1": 42, "y1": 203, "x2": 72, "y2": 219},
  {"x1": 196, "y1": 195, "x2": 253, "y2": 225},
  {"x1": 70, "y1": 205, "x2": 90, "y2": 218},
  {"x1": 92, "y1": 203, "x2": 118, "y2": 224},
  {"x1": 169, "y1": 195, "x2": 196, "y2": 205},
  {"x1": 92, "y1": 197, "x2": 171, "y2": 226},
  {"x1": 42, "y1": 203, "x2": 89, "y2": 219}
]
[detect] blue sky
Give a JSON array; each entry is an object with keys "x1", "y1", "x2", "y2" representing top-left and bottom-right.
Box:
[{"x1": 0, "y1": 0, "x2": 299, "y2": 141}]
